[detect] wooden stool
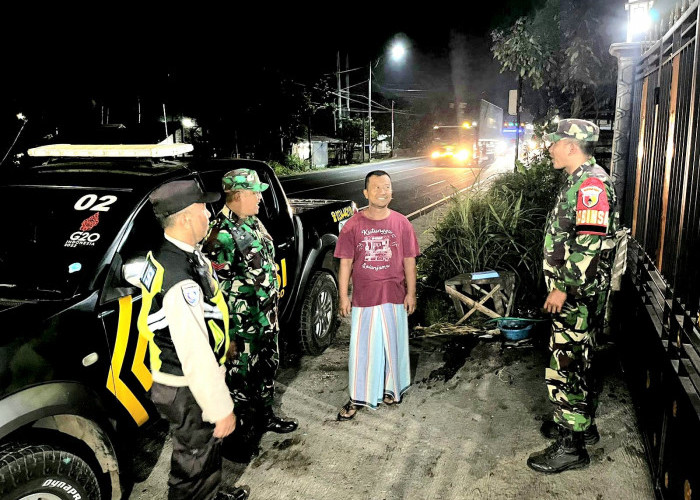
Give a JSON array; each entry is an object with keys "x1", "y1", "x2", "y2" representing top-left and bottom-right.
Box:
[{"x1": 444, "y1": 271, "x2": 516, "y2": 325}]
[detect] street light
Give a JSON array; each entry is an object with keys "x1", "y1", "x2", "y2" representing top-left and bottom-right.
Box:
[
  {"x1": 391, "y1": 43, "x2": 406, "y2": 62},
  {"x1": 626, "y1": 0, "x2": 654, "y2": 42},
  {"x1": 368, "y1": 40, "x2": 407, "y2": 161}
]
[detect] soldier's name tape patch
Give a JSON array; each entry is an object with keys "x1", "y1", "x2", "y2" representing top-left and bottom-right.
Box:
[
  {"x1": 576, "y1": 177, "x2": 609, "y2": 234},
  {"x1": 576, "y1": 210, "x2": 609, "y2": 235},
  {"x1": 576, "y1": 209, "x2": 609, "y2": 227},
  {"x1": 182, "y1": 284, "x2": 201, "y2": 306}
]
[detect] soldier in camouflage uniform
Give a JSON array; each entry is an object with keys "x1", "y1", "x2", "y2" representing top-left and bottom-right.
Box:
[
  {"x1": 527, "y1": 119, "x2": 619, "y2": 474},
  {"x1": 202, "y1": 169, "x2": 298, "y2": 435}
]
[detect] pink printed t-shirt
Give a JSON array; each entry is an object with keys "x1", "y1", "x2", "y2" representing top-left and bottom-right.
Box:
[{"x1": 334, "y1": 210, "x2": 420, "y2": 307}]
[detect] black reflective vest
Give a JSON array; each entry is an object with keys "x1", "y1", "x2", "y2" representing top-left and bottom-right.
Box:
[{"x1": 137, "y1": 239, "x2": 229, "y2": 379}]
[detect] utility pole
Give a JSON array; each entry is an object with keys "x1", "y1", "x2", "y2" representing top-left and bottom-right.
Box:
[
  {"x1": 368, "y1": 61, "x2": 372, "y2": 162},
  {"x1": 308, "y1": 114, "x2": 313, "y2": 169},
  {"x1": 514, "y1": 75, "x2": 523, "y2": 171},
  {"x1": 345, "y1": 54, "x2": 350, "y2": 117},
  {"x1": 337, "y1": 51, "x2": 342, "y2": 131},
  {"x1": 162, "y1": 104, "x2": 169, "y2": 140},
  {"x1": 391, "y1": 100, "x2": 395, "y2": 158},
  {"x1": 361, "y1": 116, "x2": 366, "y2": 163}
]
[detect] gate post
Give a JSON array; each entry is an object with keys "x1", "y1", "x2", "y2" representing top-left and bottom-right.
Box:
[{"x1": 609, "y1": 42, "x2": 644, "y2": 215}]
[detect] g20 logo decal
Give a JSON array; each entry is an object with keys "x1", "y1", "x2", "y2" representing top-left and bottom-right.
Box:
[
  {"x1": 74, "y1": 194, "x2": 117, "y2": 211},
  {"x1": 65, "y1": 213, "x2": 102, "y2": 248},
  {"x1": 65, "y1": 231, "x2": 101, "y2": 247}
]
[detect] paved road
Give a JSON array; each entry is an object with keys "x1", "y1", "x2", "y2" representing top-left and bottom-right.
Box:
[{"x1": 280, "y1": 157, "x2": 501, "y2": 217}]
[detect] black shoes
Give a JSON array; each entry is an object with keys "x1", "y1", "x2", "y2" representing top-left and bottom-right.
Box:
[
  {"x1": 263, "y1": 409, "x2": 298, "y2": 433},
  {"x1": 527, "y1": 428, "x2": 590, "y2": 474},
  {"x1": 539, "y1": 420, "x2": 600, "y2": 445},
  {"x1": 215, "y1": 485, "x2": 250, "y2": 500}
]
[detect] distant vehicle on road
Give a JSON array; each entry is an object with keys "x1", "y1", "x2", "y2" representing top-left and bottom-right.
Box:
[
  {"x1": 431, "y1": 100, "x2": 504, "y2": 167},
  {"x1": 0, "y1": 143, "x2": 355, "y2": 500}
]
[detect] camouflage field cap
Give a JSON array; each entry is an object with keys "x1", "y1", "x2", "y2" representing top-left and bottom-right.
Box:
[
  {"x1": 222, "y1": 168, "x2": 269, "y2": 192},
  {"x1": 544, "y1": 119, "x2": 600, "y2": 144}
]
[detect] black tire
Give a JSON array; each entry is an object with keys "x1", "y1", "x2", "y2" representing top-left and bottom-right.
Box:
[
  {"x1": 0, "y1": 443, "x2": 101, "y2": 500},
  {"x1": 299, "y1": 271, "x2": 339, "y2": 355}
]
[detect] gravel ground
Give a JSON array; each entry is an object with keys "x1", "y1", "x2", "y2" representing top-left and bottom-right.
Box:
[{"x1": 129, "y1": 163, "x2": 655, "y2": 500}]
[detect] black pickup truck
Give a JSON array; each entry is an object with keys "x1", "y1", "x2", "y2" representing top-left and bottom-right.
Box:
[{"x1": 0, "y1": 144, "x2": 355, "y2": 500}]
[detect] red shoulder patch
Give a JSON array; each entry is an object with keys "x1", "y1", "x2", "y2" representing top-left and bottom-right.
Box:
[{"x1": 575, "y1": 178, "x2": 609, "y2": 235}]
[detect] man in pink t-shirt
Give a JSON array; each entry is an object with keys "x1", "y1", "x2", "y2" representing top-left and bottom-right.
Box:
[{"x1": 334, "y1": 170, "x2": 420, "y2": 420}]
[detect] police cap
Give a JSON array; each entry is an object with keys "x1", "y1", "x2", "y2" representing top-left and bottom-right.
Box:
[{"x1": 149, "y1": 179, "x2": 220, "y2": 217}]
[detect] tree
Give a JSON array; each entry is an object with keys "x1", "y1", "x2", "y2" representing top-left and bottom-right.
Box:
[{"x1": 491, "y1": 0, "x2": 620, "y2": 121}]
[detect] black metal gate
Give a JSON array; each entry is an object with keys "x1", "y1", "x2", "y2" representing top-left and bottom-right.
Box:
[{"x1": 620, "y1": 3, "x2": 700, "y2": 497}]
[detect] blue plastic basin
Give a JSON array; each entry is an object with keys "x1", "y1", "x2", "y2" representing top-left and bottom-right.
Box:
[{"x1": 498, "y1": 320, "x2": 533, "y2": 340}]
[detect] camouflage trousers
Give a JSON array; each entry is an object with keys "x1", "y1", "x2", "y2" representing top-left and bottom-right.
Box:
[
  {"x1": 226, "y1": 325, "x2": 280, "y2": 410},
  {"x1": 546, "y1": 289, "x2": 608, "y2": 432}
]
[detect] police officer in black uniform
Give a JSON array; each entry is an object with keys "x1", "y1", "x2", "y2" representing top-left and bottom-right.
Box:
[{"x1": 138, "y1": 180, "x2": 249, "y2": 500}]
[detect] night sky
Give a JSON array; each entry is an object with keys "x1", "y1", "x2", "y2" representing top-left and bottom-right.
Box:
[{"x1": 1, "y1": 1, "x2": 627, "y2": 153}]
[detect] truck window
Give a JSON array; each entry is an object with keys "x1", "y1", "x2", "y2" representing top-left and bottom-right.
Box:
[
  {"x1": 198, "y1": 169, "x2": 276, "y2": 224},
  {"x1": 100, "y1": 201, "x2": 163, "y2": 303}
]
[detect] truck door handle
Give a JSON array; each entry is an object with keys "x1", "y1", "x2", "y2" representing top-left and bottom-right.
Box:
[{"x1": 278, "y1": 236, "x2": 294, "y2": 250}]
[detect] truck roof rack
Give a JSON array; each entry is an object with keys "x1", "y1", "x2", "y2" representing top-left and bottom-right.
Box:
[{"x1": 27, "y1": 143, "x2": 193, "y2": 158}]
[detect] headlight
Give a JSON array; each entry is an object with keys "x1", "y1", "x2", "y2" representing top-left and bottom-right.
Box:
[
  {"x1": 431, "y1": 151, "x2": 441, "y2": 159},
  {"x1": 456, "y1": 149, "x2": 470, "y2": 161}
]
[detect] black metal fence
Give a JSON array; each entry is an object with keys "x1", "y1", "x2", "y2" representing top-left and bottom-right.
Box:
[{"x1": 620, "y1": 2, "x2": 700, "y2": 496}]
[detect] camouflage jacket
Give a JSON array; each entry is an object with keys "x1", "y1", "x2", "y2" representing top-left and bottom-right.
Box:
[
  {"x1": 202, "y1": 205, "x2": 279, "y2": 337},
  {"x1": 543, "y1": 158, "x2": 620, "y2": 298}
]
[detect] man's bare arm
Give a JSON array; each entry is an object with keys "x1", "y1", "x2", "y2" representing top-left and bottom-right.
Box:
[{"x1": 338, "y1": 258, "x2": 353, "y2": 317}]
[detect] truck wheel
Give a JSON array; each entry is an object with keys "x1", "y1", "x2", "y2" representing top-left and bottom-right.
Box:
[
  {"x1": 0, "y1": 443, "x2": 101, "y2": 500},
  {"x1": 299, "y1": 271, "x2": 339, "y2": 355}
]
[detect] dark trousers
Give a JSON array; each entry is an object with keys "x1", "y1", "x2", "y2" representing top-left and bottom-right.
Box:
[{"x1": 150, "y1": 383, "x2": 222, "y2": 500}]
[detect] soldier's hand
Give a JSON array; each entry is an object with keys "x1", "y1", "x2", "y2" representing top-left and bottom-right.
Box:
[
  {"x1": 544, "y1": 289, "x2": 567, "y2": 314},
  {"x1": 339, "y1": 296, "x2": 352, "y2": 317},
  {"x1": 226, "y1": 339, "x2": 239, "y2": 360},
  {"x1": 213, "y1": 412, "x2": 236, "y2": 438}
]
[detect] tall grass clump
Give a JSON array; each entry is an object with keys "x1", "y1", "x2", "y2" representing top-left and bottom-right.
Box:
[
  {"x1": 416, "y1": 157, "x2": 561, "y2": 323},
  {"x1": 269, "y1": 154, "x2": 311, "y2": 176}
]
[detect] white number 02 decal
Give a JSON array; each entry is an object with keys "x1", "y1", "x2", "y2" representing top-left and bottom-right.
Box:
[{"x1": 74, "y1": 194, "x2": 118, "y2": 211}]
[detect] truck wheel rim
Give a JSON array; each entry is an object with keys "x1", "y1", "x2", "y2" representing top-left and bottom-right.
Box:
[
  {"x1": 313, "y1": 289, "x2": 333, "y2": 338},
  {"x1": 20, "y1": 494, "x2": 63, "y2": 500}
]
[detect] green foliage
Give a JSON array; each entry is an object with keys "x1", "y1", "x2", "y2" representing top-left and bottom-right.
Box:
[
  {"x1": 490, "y1": 0, "x2": 618, "y2": 120},
  {"x1": 418, "y1": 158, "x2": 561, "y2": 320},
  {"x1": 491, "y1": 18, "x2": 554, "y2": 89},
  {"x1": 284, "y1": 154, "x2": 309, "y2": 171},
  {"x1": 270, "y1": 154, "x2": 312, "y2": 176},
  {"x1": 269, "y1": 161, "x2": 294, "y2": 177}
]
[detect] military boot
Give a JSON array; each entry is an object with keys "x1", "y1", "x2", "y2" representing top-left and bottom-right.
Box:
[
  {"x1": 527, "y1": 427, "x2": 590, "y2": 473},
  {"x1": 263, "y1": 407, "x2": 298, "y2": 433},
  {"x1": 540, "y1": 420, "x2": 600, "y2": 445}
]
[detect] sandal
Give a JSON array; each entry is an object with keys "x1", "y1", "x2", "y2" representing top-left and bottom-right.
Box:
[
  {"x1": 337, "y1": 401, "x2": 359, "y2": 421},
  {"x1": 383, "y1": 394, "x2": 398, "y2": 406}
]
